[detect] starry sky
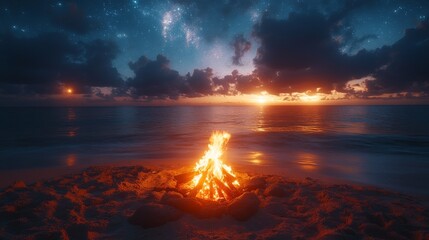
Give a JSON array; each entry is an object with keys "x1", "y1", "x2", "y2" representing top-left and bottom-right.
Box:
[{"x1": 1, "y1": 0, "x2": 429, "y2": 104}]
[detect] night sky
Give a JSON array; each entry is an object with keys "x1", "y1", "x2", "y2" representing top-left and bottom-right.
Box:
[{"x1": 1, "y1": 0, "x2": 429, "y2": 104}]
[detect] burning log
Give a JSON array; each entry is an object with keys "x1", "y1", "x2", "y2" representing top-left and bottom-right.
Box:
[
  {"x1": 209, "y1": 182, "x2": 214, "y2": 199},
  {"x1": 222, "y1": 168, "x2": 239, "y2": 193},
  {"x1": 176, "y1": 131, "x2": 240, "y2": 201},
  {"x1": 189, "y1": 161, "x2": 213, "y2": 197},
  {"x1": 216, "y1": 186, "x2": 225, "y2": 200},
  {"x1": 214, "y1": 178, "x2": 235, "y2": 200},
  {"x1": 174, "y1": 172, "x2": 195, "y2": 187}
]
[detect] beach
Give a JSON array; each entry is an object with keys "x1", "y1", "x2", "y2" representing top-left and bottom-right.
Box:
[{"x1": 1, "y1": 164, "x2": 428, "y2": 239}]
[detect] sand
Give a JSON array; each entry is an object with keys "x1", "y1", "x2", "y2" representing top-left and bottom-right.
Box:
[{"x1": 1, "y1": 165, "x2": 428, "y2": 239}]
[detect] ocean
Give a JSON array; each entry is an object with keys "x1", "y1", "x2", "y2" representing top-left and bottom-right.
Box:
[{"x1": 1, "y1": 105, "x2": 428, "y2": 195}]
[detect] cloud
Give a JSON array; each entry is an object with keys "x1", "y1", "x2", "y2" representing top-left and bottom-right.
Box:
[
  {"x1": 0, "y1": 32, "x2": 80, "y2": 94},
  {"x1": 185, "y1": 68, "x2": 214, "y2": 96},
  {"x1": 231, "y1": 34, "x2": 251, "y2": 65},
  {"x1": 126, "y1": 54, "x2": 264, "y2": 99},
  {"x1": 218, "y1": 70, "x2": 261, "y2": 94},
  {"x1": 127, "y1": 56, "x2": 226, "y2": 98},
  {"x1": 0, "y1": 32, "x2": 123, "y2": 95},
  {"x1": 252, "y1": 9, "x2": 389, "y2": 94},
  {"x1": 253, "y1": 12, "x2": 345, "y2": 93},
  {"x1": 367, "y1": 19, "x2": 429, "y2": 95},
  {"x1": 83, "y1": 40, "x2": 123, "y2": 87},
  {"x1": 253, "y1": 8, "x2": 429, "y2": 97},
  {"x1": 127, "y1": 55, "x2": 185, "y2": 99}
]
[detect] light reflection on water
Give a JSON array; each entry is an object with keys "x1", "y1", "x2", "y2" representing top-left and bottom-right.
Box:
[
  {"x1": 66, "y1": 154, "x2": 76, "y2": 167},
  {"x1": 1, "y1": 105, "x2": 429, "y2": 195},
  {"x1": 296, "y1": 152, "x2": 319, "y2": 171},
  {"x1": 246, "y1": 151, "x2": 264, "y2": 165}
]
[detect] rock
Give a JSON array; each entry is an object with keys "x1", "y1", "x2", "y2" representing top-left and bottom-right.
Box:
[
  {"x1": 244, "y1": 177, "x2": 266, "y2": 191},
  {"x1": 160, "y1": 191, "x2": 184, "y2": 203},
  {"x1": 128, "y1": 203, "x2": 183, "y2": 228},
  {"x1": 165, "y1": 197, "x2": 202, "y2": 215},
  {"x1": 264, "y1": 183, "x2": 287, "y2": 197},
  {"x1": 197, "y1": 200, "x2": 227, "y2": 218},
  {"x1": 264, "y1": 202, "x2": 288, "y2": 217},
  {"x1": 227, "y1": 192, "x2": 260, "y2": 221},
  {"x1": 165, "y1": 197, "x2": 227, "y2": 218},
  {"x1": 152, "y1": 190, "x2": 166, "y2": 201},
  {"x1": 12, "y1": 180, "x2": 26, "y2": 189}
]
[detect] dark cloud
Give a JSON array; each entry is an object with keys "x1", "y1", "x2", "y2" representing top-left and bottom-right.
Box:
[
  {"x1": 216, "y1": 70, "x2": 261, "y2": 94},
  {"x1": 253, "y1": 8, "x2": 429, "y2": 97},
  {"x1": 231, "y1": 34, "x2": 251, "y2": 65},
  {"x1": 254, "y1": 12, "x2": 335, "y2": 71},
  {"x1": 83, "y1": 40, "x2": 123, "y2": 87},
  {"x1": 0, "y1": 32, "x2": 123, "y2": 95},
  {"x1": 252, "y1": 10, "x2": 386, "y2": 94},
  {"x1": 368, "y1": 19, "x2": 429, "y2": 95},
  {"x1": 0, "y1": 32, "x2": 80, "y2": 94},
  {"x1": 126, "y1": 55, "x2": 263, "y2": 99},
  {"x1": 185, "y1": 68, "x2": 214, "y2": 96},
  {"x1": 253, "y1": 12, "x2": 345, "y2": 93},
  {"x1": 127, "y1": 56, "x2": 231, "y2": 99},
  {"x1": 234, "y1": 72, "x2": 262, "y2": 94},
  {"x1": 127, "y1": 55, "x2": 185, "y2": 99}
]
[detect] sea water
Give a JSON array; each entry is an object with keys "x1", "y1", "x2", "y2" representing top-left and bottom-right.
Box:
[{"x1": 1, "y1": 105, "x2": 428, "y2": 195}]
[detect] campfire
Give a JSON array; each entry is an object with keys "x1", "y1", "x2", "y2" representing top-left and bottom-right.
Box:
[{"x1": 176, "y1": 131, "x2": 240, "y2": 201}]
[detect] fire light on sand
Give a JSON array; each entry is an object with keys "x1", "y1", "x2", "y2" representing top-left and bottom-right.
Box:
[{"x1": 189, "y1": 131, "x2": 240, "y2": 201}]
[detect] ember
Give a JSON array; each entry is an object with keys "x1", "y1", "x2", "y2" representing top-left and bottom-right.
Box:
[{"x1": 189, "y1": 131, "x2": 240, "y2": 201}]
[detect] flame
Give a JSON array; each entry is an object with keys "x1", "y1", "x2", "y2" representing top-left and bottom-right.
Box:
[{"x1": 191, "y1": 131, "x2": 240, "y2": 201}]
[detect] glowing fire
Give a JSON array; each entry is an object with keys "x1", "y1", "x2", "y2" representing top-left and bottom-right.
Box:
[{"x1": 190, "y1": 131, "x2": 240, "y2": 201}]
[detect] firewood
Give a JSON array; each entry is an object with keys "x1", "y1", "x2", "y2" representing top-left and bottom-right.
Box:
[
  {"x1": 214, "y1": 178, "x2": 234, "y2": 199},
  {"x1": 209, "y1": 181, "x2": 214, "y2": 199},
  {"x1": 222, "y1": 168, "x2": 237, "y2": 183},
  {"x1": 216, "y1": 186, "x2": 225, "y2": 200},
  {"x1": 189, "y1": 161, "x2": 212, "y2": 197},
  {"x1": 175, "y1": 172, "x2": 195, "y2": 186},
  {"x1": 226, "y1": 181, "x2": 238, "y2": 194}
]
